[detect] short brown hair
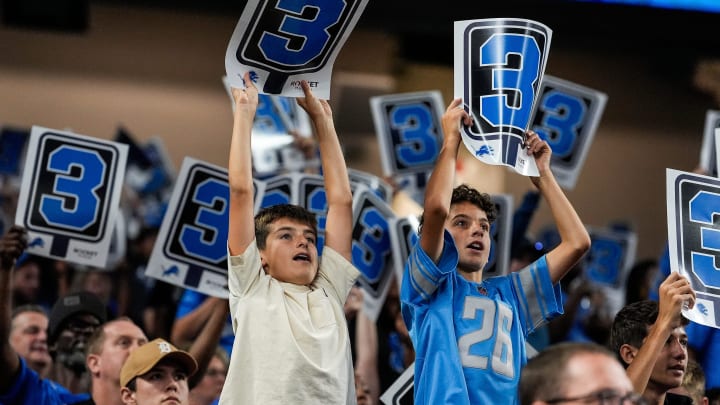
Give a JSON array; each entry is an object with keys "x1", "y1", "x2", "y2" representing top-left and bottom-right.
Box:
[
  {"x1": 254, "y1": 204, "x2": 317, "y2": 250},
  {"x1": 418, "y1": 184, "x2": 497, "y2": 234}
]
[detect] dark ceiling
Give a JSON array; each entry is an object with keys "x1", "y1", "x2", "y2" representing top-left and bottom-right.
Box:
[{"x1": 4, "y1": 0, "x2": 720, "y2": 65}]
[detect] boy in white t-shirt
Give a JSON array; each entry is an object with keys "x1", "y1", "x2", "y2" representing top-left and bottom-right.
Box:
[{"x1": 219, "y1": 72, "x2": 359, "y2": 405}]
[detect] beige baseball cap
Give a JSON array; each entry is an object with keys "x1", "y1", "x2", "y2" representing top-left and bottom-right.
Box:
[{"x1": 120, "y1": 338, "x2": 198, "y2": 387}]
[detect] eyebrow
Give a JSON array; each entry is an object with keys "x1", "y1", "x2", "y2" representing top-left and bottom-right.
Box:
[
  {"x1": 274, "y1": 226, "x2": 317, "y2": 236},
  {"x1": 451, "y1": 214, "x2": 489, "y2": 223}
]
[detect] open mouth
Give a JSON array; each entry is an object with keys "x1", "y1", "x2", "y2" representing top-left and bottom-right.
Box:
[
  {"x1": 293, "y1": 253, "x2": 311, "y2": 262},
  {"x1": 467, "y1": 242, "x2": 483, "y2": 251}
]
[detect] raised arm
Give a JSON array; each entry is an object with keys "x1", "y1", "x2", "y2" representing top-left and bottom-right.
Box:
[
  {"x1": 0, "y1": 225, "x2": 28, "y2": 393},
  {"x1": 624, "y1": 273, "x2": 695, "y2": 395},
  {"x1": 420, "y1": 98, "x2": 472, "y2": 262},
  {"x1": 227, "y1": 72, "x2": 259, "y2": 256},
  {"x1": 186, "y1": 297, "x2": 230, "y2": 390},
  {"x1": 525, "y1": 130, "x2": 591, "y2": 283},
  {"x1": 296, "y1": 81, "x2": 353, "y2": 260}
]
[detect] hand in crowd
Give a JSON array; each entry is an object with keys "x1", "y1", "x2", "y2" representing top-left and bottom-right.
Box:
[{"x1": 0, "y1": 225, "x2": 26, "y2": 271}]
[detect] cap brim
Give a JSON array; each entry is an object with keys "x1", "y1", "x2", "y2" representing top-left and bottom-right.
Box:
[{"x1": 142, "y1": 351, "x2": 198, "y2": 379}]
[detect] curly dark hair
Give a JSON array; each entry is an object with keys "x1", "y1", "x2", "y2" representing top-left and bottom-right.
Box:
[
  {"x1": 418, "y1": 184, "x2": 497, "y2": 234},
  {"x1": 254, "y1": 204, "x2": 318, "y2": 250}
]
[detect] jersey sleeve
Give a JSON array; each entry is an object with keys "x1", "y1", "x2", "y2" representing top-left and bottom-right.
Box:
[
  {"x1": 401, "y1": 230, "x2": 458, "y2": 306},
  {"x1": 508, "y1": 255, "x2": 564, "y2": 334}
]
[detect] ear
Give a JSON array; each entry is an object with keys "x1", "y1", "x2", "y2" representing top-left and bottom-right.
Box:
[
  {"x1": 619, "y1": 343, "x2": 637, "y2": 366},
  {"x1": 86, "y1": 353, "x2": 100, "y2": 376},
  {"x1": 121, "y1": 387, "x2": 136, "y2": 405}
]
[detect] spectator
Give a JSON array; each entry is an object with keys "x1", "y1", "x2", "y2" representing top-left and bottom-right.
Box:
[
  {"x1": 9, "y1": 304, "x2": 51, "y2": 377},
  {"x1": 220, "y1": 75, "x2": 359, "y2": 403},
  {"x1": 188, "y1": 347, "x2": 227, "y2": 405},
  {"x1": 120, "y1": 338, "x2": 197, "y2": 405},
  {"x1": 519, "y1": 341, "x2": 642, "y2": 405},
  {"x1": 610, "y1": 273, "x2": 695, "y2": 405},
  {"x1": 47, "y1": 290, "x2": 108, "y2": 393}
]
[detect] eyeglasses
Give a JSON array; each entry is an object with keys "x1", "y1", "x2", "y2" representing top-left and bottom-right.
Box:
[{"x1": 545, "y1": 390, "x2": 647, "y2": 405}]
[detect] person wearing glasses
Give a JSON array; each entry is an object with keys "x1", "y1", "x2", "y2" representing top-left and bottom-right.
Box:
[{"x1": 519, "y1": 342, "x2": 645, "y2": 405}]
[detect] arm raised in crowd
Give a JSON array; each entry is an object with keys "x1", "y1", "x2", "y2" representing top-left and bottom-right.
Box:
[
  {"x1": 525, "y1": 131, "x2": 591, "y2": 284},
  {"x1": 296, "y1": 81, "x2": 353, "y2": 260},
  {"x1": 0, "y1": 225, "x2": 28, "y2": 393}
]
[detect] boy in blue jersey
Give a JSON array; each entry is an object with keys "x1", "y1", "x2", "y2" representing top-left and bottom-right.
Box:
[{"x1": 401, "y1": 98, "x2": 591, "y2": 404}]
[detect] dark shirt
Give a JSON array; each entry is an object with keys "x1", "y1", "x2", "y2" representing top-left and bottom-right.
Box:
[{"x1": 665, "y1": 392, "x2": 693, "y2": 405}]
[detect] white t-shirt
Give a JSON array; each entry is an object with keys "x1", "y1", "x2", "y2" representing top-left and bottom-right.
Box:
[{"x1": 219, "y1": 240, "x2": 360, "y2": 404}]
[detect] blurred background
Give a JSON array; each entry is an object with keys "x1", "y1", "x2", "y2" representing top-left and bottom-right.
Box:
[{"x1": 1, "y1": 0, "x2": 719, "y2": 261}]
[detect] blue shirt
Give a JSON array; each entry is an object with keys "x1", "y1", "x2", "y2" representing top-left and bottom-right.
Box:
[
  {"x1": 401, "y1": 231, "x2": 563, "y2": 405},
  {"x1": 175, "y1": 289, "x2": 234, "y2": 356},
  {"x1": 0, "y1": 357, "x2": 90, "y2": 405}
]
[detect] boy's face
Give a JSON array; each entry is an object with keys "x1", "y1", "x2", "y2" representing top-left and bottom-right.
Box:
[
  {"x1": 122, "y1": 362, "x2": 189, "y2": 405},
  {"x1": 260, "y1": 217, "x2": 318, "y2": 285},
  {"x1": 647, "y1": 324, "x2": 688, "y2": 391},
  {"x1": 446, "y1": 201, "x2": 491, "y2": 274}
]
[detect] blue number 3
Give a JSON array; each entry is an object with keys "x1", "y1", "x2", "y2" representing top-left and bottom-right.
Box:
[
  {"x1": 390, "y1": 103, "x2": 439, "y2": 168},
  {"x1": 534, "y1": 91, "x2": 585, "y2": 158},
  {"x1": 690, "y1": 191, "x2": 720, "y2": 287},
  {"x1": 40, "y1": 146, "x2": 105, "y2": 231},
  {"x1": 479, "y1": 33, "x2": 541, "y2": 130},
  {"x1": 260, "y1": 0, "x2": 345, "y2": 66},
  {"x1": 180, "y1": 178, "x2": 229, "y2": 263}
]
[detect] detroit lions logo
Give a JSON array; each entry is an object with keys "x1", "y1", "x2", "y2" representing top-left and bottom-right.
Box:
[
  {"x1": 697, "y1": 302, "x2": 709, "y2": 317},
  {"x1": 162, "y1": 265, "x2": 179, "y2": 277},
  {"x1": 475, "y1": 145, "x2": 495, "y2": 157},
  {"x1": 28, "y1": 237, "x2": 44, "y2": 248}
]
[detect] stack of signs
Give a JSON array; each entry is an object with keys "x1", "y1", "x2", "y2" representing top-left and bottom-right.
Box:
[
  {"x1": 348, "y1": 168, "x2": 394, "y2": 204},
  {"x1": 699, "y1": 109, "x2": 720, "y2": 177},
  {"x1": 370, "y1": 91, "x2": 445, "y2": 205},
  {"x1": 351, "y1": 185, "x2": 396, "y2": 321},
  {"x1": 454, "y1": 18, "x2": 551, "y2": 176},
  {"x1": 529, "y1": 75, "x2": 607, "y2": 190},
  {"x1": 225, "y1": 0, "x2": 370, "y2": 98},
  {"x1": 666, "y1": 168, "x2": 720, "y2": 328},
  {"x1": 15, "y1": 126, "x2": 128, "y2": 268}
]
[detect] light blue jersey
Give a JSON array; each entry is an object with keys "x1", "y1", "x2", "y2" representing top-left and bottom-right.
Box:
[{"x1": 401, "y1": 231, "x2": 563, "y2": 405}]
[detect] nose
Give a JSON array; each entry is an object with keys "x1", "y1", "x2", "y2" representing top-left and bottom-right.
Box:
[
  {"x1": 471, "y1": 221, "x2": 484, "y2": 236},
  {"x1": 669, "y1": 339, "x2": 687, "y2": 359},
  {"x1": 297, "y1": 236, "x2": 307, "y2": 248},
  {"x1": 166, "y1": 376, "x2": 180, "y2": 392}
]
